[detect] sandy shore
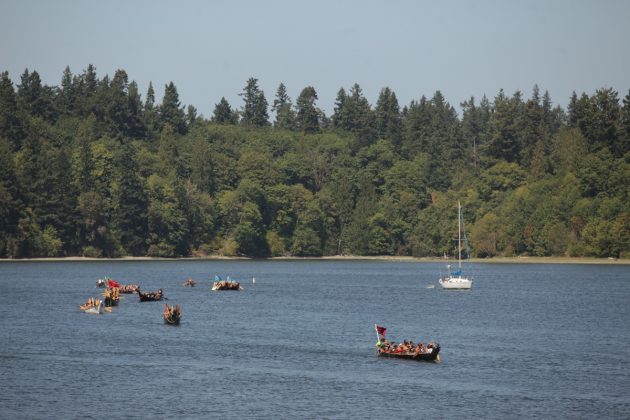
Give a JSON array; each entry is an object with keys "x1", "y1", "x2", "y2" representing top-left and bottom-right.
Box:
[{"x1": 0, "y1": 255, "x2": 627, "y2": 264}]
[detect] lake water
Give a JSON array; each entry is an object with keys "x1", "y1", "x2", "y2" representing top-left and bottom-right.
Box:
[{"x1": 1, "y1": 260, "x2": 629, "y2": 419}]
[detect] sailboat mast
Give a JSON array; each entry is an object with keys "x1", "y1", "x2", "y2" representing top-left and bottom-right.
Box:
[{"x1": 458, "y1": 201, "x2": 462, "y2": 269}]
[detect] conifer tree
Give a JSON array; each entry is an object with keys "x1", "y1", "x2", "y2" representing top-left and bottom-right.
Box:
[
  {"x1": 17, "y1": 69, "x2": 55, "y2": 121},
  {"x1": 460, "y1": 96, "x2": 482, "y2": 168},
  {"x1": 240, "y1": 77, "x2": 269, "y2": 127},
  {"x1": 145, "y1": 82, "x2": 155, "y2": 110},
  {"x1": 487, "y1": 89, "x2": 523, "y2": 162},
  {"x1": 159, "y1": 82, "x2": 187, "y2": 134},
  {"x1": 126, "y1": 81, "x2": 146, "y2": 138},
  {"x1": 105, "y1": 69, "x2": 132, "y2": 138},
  {"x1": 212, "y1": 97, "x2": 238, "y2": 124},
  {"x1": 374, "y1": 87, "x2": 402, "y2": 145},
  {"x1": 332, "y1": 87, "x2": 347, "y2": 128},
  {"x1": 621, "y1": 89, "x2": 630, "y2": 156},
  {"x1": 116, "y1": 143, "x2": 148, "y2": 255},
  {"x1": 143, "y1": 82, "x2": 159, "y2": 136},
  {"x1": 59, "y1": 66, "x2": 75, "y2": 116},
  {"x1": 0, "y1": 138, "x2": 20, "y2": 256},
  {"x1": 295, "y1": 86, "x2": 320, "y2": 133},
  {"x1": 186, "y1": 104, "x2": 198, "y2": 126},
  {"x1": 84, "y1": 64, "x2": 98, "y2": 95},
  {"x1": 73, "y1": 117, "x2": 96, "y2": 193},
  {"x1": 336, "y1": 83, "x2": 376, "y2": 148},
  {"x1": 0, "y1": 71, "x2": 22, "y2": 149},
  {"x1": 272, "y1": 83, "x2": 296, "y2": 130}
]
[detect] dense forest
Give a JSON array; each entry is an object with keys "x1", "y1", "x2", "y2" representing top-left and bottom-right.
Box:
[{"x1": 0, "y1": 66, "x2": 628, "y2": 258}]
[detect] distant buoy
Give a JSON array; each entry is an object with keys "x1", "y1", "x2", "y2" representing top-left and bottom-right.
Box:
[{"x1": 252, "y1": 277, "x2": 256, "y2": 284}]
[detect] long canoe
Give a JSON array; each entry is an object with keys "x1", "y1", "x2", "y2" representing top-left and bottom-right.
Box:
[{"x1": 376, "y1": 345, "x2": 440, "y2": 362}]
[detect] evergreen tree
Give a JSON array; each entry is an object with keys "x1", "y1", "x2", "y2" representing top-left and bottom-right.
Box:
[
  {"x1": 240, "y1": 77, "x2": 269, "y2": 126},
  {"x1": 486, "y1": 89, "x2": 524, "y2": 163},
  {"x1": 589, "y1": 88, "x2": 621, "y2": 155},
  {"x1": 84, "y1": 64, "x2": 98, "y2": 96},
  {"x1": 621, "y1": 89, "x2": 630, "y2": 156},
  {"x1": 272, "y1": 83, "x2": 296, "y2": 130},
  {"x1": 295, "y1": 86, "x2": 320, "y2": 133},
  {"x1": 159, "y1": 81, "x2": 187, "y2": 134},
  {"x1": 0, "y1": 138, "x2": 20, "y2": 256},
  {"x1": 521, "y1": 85, "x2": 545, "y2": 167},
  {"x1": 403, "y1": 96, "x2": 432, "y2": 158},
  {"x1": 51, "y1": 146, "x2": 80, "y2": 252},
  {"x1": 143, "y1": 81, "x2": 159, "y2": 136},
  {"x1": 75, "y1": 64, "x2": 98, "y2": 117},
  {"x1": 186, "y1": 104, "x2": 198, "y2": 126},
  {"x1": 58, "y1": 65, "x2": 75, "y2": 116},
  {"x1": 145, "y1": 81, "x2": 155, "y2": 110},
  {"x1": 212, "y1": 97, "x2": 238, "y2": 124},
  {"x1": 17, "y1": 69, "x2": 56, "y2": 122},
  {"x1": 332, "y1": 87, "x2": 348, "y2": 129},
  {"x1": 116, "y1": 144, "x2": 148, "y2": 255},
  {"x1": 127, "y1": 81, "x2": 146, "y2": 138},
  {"x1": 374, "y1": 87, "x2": 402, "y2": 146},
  {"x1": 567, "y1": 91, "x2": 579, "y2": 128},
  {"x1": 542, "y1": 90, "x2": 555, "y2": 134},
  {"x1": 157, "y1": 123, "x2": 179, "y2": 176},
  {"x1": 0, "y1": 71, "x2": 22, "y2": 148},
  {"x1": 460, "y1": 96, "x2": 481, "y2": 168},
  {"x1": 105, "y1": 69, "x2": 132, "y2": 138},
  {"x1": 73, "y1": 116, "x2": 96, "y2": 193},
  {"x1": 332, "y1": 83, "x2": 376, "y2": 148}
]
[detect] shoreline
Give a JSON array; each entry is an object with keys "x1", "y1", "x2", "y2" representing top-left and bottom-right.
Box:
[{"x1": 0, "y1": 255, "x2": 628, "y2": 264}]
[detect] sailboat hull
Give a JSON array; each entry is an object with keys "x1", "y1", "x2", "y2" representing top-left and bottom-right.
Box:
[{"x1": 439, "y1": 277, "x2": 473, "y2": 289}]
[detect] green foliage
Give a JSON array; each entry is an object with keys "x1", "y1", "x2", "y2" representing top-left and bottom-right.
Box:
[
  {"x1": 1, "y1": 64, "x2": 628, "y2": 259},
  {"x1": 266, "y1": 230, "x2": 286, "y2": 256},
  {"x1": 41, "y1": 225, "x2": 62, "y2": 257},
  {"x1": 291, "y1": 224, "x2": 322, "y2": 256},
  {"x1": 82, "y1": 246, "x2": 102, "y2": 258}
]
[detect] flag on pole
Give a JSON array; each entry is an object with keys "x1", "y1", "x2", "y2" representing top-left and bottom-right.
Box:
[{"x1": 375, "y1": 324, "x2": 387, "y2": 337}]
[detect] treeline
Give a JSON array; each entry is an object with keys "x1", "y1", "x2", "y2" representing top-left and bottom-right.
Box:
[{"x1": 0, "y1": 65, "x2": 629, "y2": 258}]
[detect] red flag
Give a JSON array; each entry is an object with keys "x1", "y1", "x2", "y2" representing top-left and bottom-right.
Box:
[
  {"x1": 375, "y1": 325, "x2": 387, "y2": 336},
  {"x1": 108, "y1": 279, "x2": 121, "y2": 288}
]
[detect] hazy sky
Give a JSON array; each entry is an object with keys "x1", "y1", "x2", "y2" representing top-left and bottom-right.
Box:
[{"x1": 2, "y1": 0, "x2": 629, "y2": 117}]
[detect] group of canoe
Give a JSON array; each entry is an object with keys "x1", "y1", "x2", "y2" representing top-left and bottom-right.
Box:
[
  {"x1": 83, "y1": 275, "x2": 244, "y2": 323},
  {"x1": 82, "y1": 277, "x2": 180, "y2": 324},
  {"x1": 87, "y1": 276, "x2": 438, "y2": 363}
]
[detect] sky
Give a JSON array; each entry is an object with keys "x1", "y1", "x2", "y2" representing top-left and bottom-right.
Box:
[{"x1": 1, "y1": 0, "x2": 629, "y2": 118}]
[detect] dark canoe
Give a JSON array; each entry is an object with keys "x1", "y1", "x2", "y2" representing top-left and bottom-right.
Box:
[
  {"x1": 103, "y1": 296, "x2": 119, "y2": 307},
  {"x1": 138, "y1": 289, "x2": 164, "y2": 302},
  {"x1": 377, "y1": 345, "x2": 441, "y2": 362},
  {"x1": 163, "y1": 304, "x2": 181, "y2": 325},
  {"x1": 163, "y1": 313, "x2": 181, "y2": 325}
]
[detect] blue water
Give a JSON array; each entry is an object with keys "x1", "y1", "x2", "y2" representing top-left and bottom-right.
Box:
[{"x1": 1, "y1": 260, "x2": 629, "y2": 419}]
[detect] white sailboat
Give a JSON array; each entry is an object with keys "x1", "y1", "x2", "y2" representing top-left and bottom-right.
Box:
[{"x1": 438, "y1": 201, "x2": 473, "y2": 290}]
